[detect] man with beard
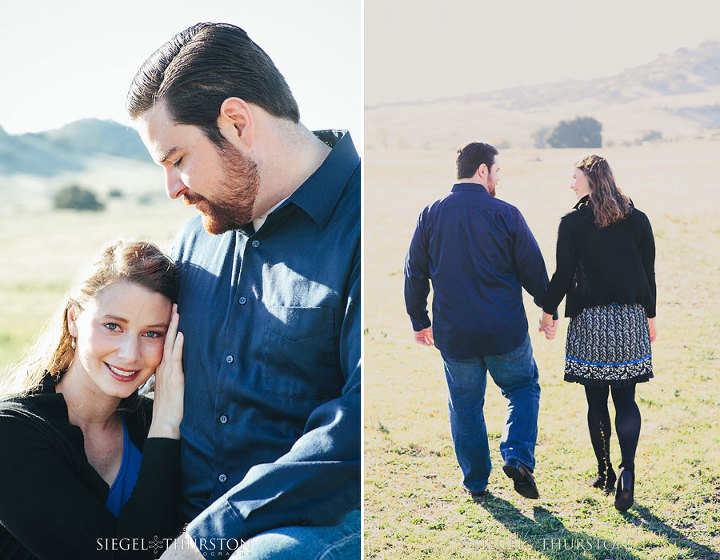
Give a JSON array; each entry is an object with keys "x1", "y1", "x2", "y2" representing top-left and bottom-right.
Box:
[
  {"x1": 404, "y1": 142, "x2": 556, "y2": 501},
  {"x1": 128, "y1": 23, "x2": 359, "y2": 559}
]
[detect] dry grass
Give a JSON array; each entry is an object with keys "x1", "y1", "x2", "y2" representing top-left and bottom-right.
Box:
[{"x1": 364, "y1": 140, "x2": 720, "y2": 559}]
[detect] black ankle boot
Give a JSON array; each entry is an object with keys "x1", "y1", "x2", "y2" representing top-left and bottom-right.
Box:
[
  {"x1": 614, "y1": 468, "x2": 634, "y2": 512},
  {"x1": 589, "y1": 465, "x2": 616, "y2": 493}
]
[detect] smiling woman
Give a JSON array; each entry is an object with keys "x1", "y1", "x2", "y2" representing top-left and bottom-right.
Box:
[{"x1": 0, "y1": 240, "x2": 186, "y2": 559}]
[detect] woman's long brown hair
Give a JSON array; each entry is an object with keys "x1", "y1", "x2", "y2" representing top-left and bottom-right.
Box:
[
  {"x1": 575, "y1": 154, "x2": 631, "y2": 228},
  {"x1": 0, "y1": 240, "x2": 177, "y2": 397}
]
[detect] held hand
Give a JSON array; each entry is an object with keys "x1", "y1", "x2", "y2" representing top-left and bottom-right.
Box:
[
  {"x1": 149, "y1": 304, "x2": 185, "y2": 439},
  {"x1": 539, "y1": 311, "x2": 558, "y2": 340},
  {"x1": 648, "y1": 317, "x2": 657, "y2": 343},
  {"x1": 414, "y1": 327, "x2": 434, "y2": 346}
]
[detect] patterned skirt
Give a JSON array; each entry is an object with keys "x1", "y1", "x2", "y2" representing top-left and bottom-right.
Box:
[{"x1": 565, "y1": 303, "x2": 653, "y2": 387}]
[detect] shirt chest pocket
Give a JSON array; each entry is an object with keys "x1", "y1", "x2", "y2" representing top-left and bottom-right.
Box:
[{"x1": 262, "y1": 305, "x2": 339, "y2": 401}]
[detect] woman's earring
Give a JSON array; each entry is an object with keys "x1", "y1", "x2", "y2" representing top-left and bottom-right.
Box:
[{"x1": 71, "y1": 338, "x2": 76, "y2": 349}]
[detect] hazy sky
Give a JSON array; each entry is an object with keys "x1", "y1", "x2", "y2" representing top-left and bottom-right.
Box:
[
  {"x1": 366, "y1": 0, "x2": 720, "y2": 105},
  {"x1": 0, "y1": 0, "x2": 361, "y2": 143}
]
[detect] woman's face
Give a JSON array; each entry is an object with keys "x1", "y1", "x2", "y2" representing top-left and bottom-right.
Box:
[
  {"x1": 68, "y1": 280, "x2": 172, "y2": 400},
  {"x1": 571, "y1": 168, "x2": 591, "y2": 199}
]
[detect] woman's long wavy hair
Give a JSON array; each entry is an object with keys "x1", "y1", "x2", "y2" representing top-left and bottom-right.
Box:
[
  {"x1": 575, "y1": 154, "x2": 631, "y2": 228},
  {"x1": 0, "y1": 240, "x2": 178, "y2": 398}
]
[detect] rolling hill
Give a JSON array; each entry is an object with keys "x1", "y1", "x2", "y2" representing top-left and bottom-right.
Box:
[
  {"x1": 0, "y1": 118, "x2": 150, "y2": 177},
  {"x1": 366, "y1": 39, "x2": 720, "y2": 150},
  {"x1": 0, "y1": 119, "x2": 159, "y2": 212}
]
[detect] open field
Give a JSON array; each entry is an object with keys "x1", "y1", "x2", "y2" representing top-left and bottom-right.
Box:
[
  {"x1": 364, "y1": 140, "x2": 720, "y2": 559},
  {"x1": 0, "y1": 197, "x2": 194, "y2": 370}
]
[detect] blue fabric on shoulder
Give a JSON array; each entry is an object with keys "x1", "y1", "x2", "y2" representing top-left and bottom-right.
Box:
[{"x1": 105, "y1": 416, "x2": 143, "y2": 517}]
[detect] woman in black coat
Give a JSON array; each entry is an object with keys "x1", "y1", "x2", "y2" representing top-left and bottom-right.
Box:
[
  {"x1": 0, "y1": 240, "x2": 184, "y2": 558},
  {"x1": 541, "y1": 155, "x2": 656, "y2": 512}
]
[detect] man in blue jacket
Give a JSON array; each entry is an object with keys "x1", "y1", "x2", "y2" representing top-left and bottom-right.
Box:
[
  {"x1": 128, "y1": 23, "x2": 359, "y2": 559},
  {"x1": 404, "y1": 142, "x2": 555, "y2": 500}
]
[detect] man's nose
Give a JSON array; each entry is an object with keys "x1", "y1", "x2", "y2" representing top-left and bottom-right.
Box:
[{"x1": 165, "y1": 167, "x2": 187, "y2": 199}]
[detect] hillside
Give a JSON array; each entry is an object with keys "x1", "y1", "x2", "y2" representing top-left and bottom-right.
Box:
[
  {"x1": 0, "y1": 119, "x2": 158, "y2": 212},
  {"x1": 0, "y1": 118, "x2": 150, "y2": 176},
  {"x1": 366, "y1": 39, "x2": 720, "y2": 150}
]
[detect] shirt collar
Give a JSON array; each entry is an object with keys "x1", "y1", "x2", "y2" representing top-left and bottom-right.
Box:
[
  {"x1": 285, "y1": 130, "x2": 360, "y2": 229},
  {"x1": 253, "y1": 196, "x2": 288, "y2": 232},
  {"x1": 451, "y1": 182, "x2": 491, "y2": 195}
]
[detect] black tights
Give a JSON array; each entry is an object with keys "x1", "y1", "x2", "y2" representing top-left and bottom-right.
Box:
[{"x1": 584, "y1": 384, "x2": 641, "y2": 473}]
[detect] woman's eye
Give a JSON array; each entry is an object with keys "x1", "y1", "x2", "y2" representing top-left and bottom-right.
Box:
[
  {"x1": 144, "y1": 331, "x2": 164, "y2": 339},
  {"x1": 173, "y1": 157, "x2": 183, "y2": 168},
  {"x1": 105, "y1": 323, "x2": 120, "y2": 332}
]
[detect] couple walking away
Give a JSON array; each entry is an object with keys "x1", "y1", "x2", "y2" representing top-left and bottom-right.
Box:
[
  {"x1": 404, "y1": 142, "x2": 656, "y2": 513},
  {"x1": 0, "y1": 23, "x2": 360, "y2": 559}
]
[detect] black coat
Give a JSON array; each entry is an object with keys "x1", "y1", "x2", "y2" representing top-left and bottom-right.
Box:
[
  {"x1": 543, "y1": 196, "x2": 656, "y2": 319},
  {"x1": 0, "y1": 376, "x2": 181, "y2": 559}
]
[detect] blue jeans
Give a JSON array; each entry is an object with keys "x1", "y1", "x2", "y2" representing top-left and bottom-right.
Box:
[
  {"x1": 229, "y1": 509, "x2": 360, "y2": 559},
  {"x1": 442, "y1": 334, "x2": 540, "y2": 493}
]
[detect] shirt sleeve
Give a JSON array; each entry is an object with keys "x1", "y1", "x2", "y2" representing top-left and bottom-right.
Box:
[
  {"x1": 404, "y1": 209, "x2": 432, "y2": 331},
  {"x1": 0, "y1": 412, "x2": 180, "y2": 559},
  {"x1": 185, "y1": 244, "x2": 360, "y2": 557},
  {"x1": 639, "y1": 213, "x2": 657, "y2": 318},
  {"x1": 511, "y1": 209, "x2": 551, "y2": 309},
  {"x1": 543, "y1": 216, "x2": 575, "y2": 315}
]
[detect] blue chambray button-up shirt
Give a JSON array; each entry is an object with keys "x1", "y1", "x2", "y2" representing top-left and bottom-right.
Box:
[
  {"x1": 404, "y1": 182, "x2": 550, "y2": 360},
  {"x1": 172, "y1": 131, "x2": 360, "y2": 555}
]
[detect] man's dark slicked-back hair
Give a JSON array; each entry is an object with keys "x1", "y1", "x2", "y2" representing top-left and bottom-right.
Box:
[
  {"x1": 127, "y1": 22, "x2": 300, "y2": 148},
  {"x1": 456, "y1": 142, "x2": 498, "y2": 180}
]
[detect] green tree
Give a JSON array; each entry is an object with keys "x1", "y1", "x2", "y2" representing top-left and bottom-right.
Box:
[
  {"x1": 53, "y1": 184, "x2": 105, "y2": 211},
  {"x1": 546, "y1": 117, "x2": 602, "y2": 148},
  {"x1": 532, "y1": 126, "x2": 551, "y2": 149}
]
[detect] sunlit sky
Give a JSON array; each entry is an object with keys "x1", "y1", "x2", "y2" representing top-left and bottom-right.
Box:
[
  {"x1": 366, "y1": 0, "x2": 720, "y2": 105},
  {"x1": 0, "y1": 0, "x2": 361, "y2": 144},
  {"x1": 2, "y1": 0, "x2": 720, "y2": 144}
]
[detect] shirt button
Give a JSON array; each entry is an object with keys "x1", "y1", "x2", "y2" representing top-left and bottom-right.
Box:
[
  {"x1": 251, "y1": 240, "x2": 260, "y2": 248},
  {"x1": 225, "y1": 355, "x2": 234, "y2": 364},
  {"x1": 220, "y1": 415, "x2": 228, "y2": 424},
  {"x1": 238, "y1": 296, "x2": 247, "y2": 305},
  {"x1": 218, "y1": 474, "x2": 227, "y2": 483}
]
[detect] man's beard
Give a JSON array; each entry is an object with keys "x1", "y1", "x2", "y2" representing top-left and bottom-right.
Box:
[
  {"x1": 183, "y1": 142, "x2": 260, "y2": 235},
  {"x1": 487, "y1": 179, "x2": 496, "y2": 197}
]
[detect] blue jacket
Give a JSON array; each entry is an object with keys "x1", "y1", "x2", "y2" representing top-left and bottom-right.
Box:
[
  {"x1": 174, "y1": 131, "x2": 360, "y2": 557},
  {"x1": 405, "y1": 182, "x2": 550, "y2": 359}
]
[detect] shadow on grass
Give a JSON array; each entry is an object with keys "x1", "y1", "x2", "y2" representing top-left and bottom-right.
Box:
[
  {"x1": 619, "y1": 503, "x2": 720, "y2": 559},
  {"x1": 478, "y1": 493, "x2": 641, "y2": 560}
]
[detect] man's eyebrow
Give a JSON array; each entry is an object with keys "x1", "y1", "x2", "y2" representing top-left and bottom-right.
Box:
[{"x1": 159, "y1": 146, "x2": 180, "y2": 164}]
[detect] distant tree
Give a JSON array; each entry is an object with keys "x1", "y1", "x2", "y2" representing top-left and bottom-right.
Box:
[
  {"x1": 546, "y1": 117, "x2": 602, "y2": 148},
  {"x1": 636, "y1": 130, "x2": 662, "y2": 144},
  {"x1": 490, "y1": 137, "x2": 512, "y2": 150},
  {"x1": 53, "y1": 184, "x2": 105, "y2": 211},
  {"x1": 108, "y1": 188, "x2": 125, "y2": 198},
  {"x1": 532, "y1": 126, "x2": 551, "y2": 149}
]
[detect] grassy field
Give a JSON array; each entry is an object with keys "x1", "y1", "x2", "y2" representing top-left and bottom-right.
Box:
[
  {"x1": 0, "y1": 197, "x2": 194, "y2": 371},
  {"x1": 364, "y1": 140, "x2": 720, "y2": 559}
]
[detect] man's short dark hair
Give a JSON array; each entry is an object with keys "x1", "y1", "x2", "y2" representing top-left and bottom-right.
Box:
[
  {"x1": 456, "y1": 142, "x2": 498, "y2": 180},
  {"x1": 127, "y1": 22, "x2": 300, "y2": 148}
]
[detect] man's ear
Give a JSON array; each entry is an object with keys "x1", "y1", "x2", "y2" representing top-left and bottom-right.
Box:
[
  {"x1": 477, "y1": 163, "x2": 488, "y2": 179},
  {"x1": 218, "y1": 97, "x2": 255, "y2": 150}
]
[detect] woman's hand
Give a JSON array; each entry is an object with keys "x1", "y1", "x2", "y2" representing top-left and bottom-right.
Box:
[
  {"x1": 539, "y1": 311, "x2": 559, "y2": 340},
  {"x1": 648, "y1": 317, "x2": 657, "y2": 343},
  {"x1": 148, "y1": 304, "x2": 184, "y2": 439}
]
